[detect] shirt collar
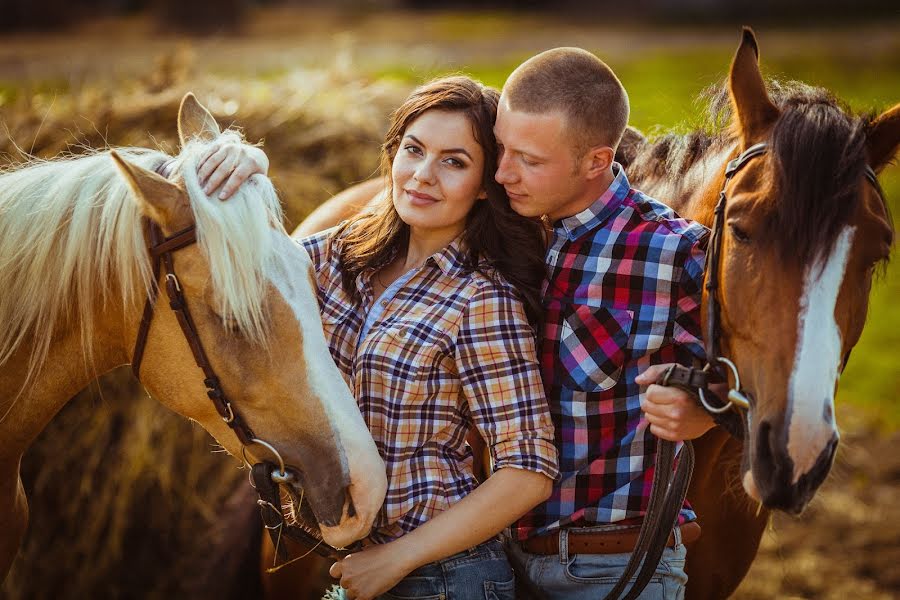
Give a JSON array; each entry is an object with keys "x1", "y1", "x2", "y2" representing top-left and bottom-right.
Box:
[
  {"x1": 427, "y1": 233, "x2": 469, "y2": 277},
  {"x1": 357, "y1": 233, "x2": 469, "y2": 296},
  {"x1": 555, "y1": 163, "x2": 631, "y2": 242}
]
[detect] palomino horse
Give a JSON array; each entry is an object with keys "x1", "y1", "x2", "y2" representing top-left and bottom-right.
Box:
[
  {"x1": 0, "y1": 93, "x2": 387, "y2": 582},
  {"x1": 282, "y1": 30, "x2": 899, "y2": 599}
]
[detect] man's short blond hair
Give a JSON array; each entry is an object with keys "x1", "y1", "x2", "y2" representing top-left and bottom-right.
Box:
[{"x1": 503, "y1": 47, "x2": 629, "y2": 158}]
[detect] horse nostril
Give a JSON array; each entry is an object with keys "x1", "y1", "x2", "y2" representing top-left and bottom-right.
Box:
[
  {"x1": 347, "y1": 494, "x2": 356, "y2": 519},
  {"x1": 755, "y1": 420, "x2": 776, "y2": 473}
]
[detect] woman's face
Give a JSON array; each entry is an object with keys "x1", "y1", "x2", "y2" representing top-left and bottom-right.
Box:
[{"x1": 391, "y1": 109, "x2": 487, "y2": 239}]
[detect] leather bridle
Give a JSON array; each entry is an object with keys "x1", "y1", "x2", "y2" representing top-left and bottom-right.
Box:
[
  {"x1": 130, "y1": 162, "x2": 346, "y2": 563},
  {"x1": 671, "y1": 142, "x2": 880, "y2": 419}
]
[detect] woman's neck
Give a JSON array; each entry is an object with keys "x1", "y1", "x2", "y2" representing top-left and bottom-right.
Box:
[
  {"x1": 372, "y1": 225, "x2": 462, "y2": 299},
  {"x1": 402, "y1": 225, "x2": 462, "y2": 271}
]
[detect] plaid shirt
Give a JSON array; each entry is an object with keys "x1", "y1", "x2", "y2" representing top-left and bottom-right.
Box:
[
  {"x1": 514, "y1": 165, "x2": 707, "y2": 540},
  {"x1": 301, "y1": 229, "x2": 558, "y2": 543}
]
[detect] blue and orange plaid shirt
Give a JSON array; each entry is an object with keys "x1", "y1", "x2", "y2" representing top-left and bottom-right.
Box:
[
  {"x1": 514, "y1": 165, "x2": 708, "y2": 540},
  {"x1": 301, "y1": 228, "x2": 559, "y2": 543}
]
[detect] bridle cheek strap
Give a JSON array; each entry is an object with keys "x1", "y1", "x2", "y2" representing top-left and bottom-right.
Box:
[
  {"x1": 128, "y1": 218, "x2": 348, "y2": 563},
  {"x1": 130, "y1": 220, "x2": 255, "y2": 446}
]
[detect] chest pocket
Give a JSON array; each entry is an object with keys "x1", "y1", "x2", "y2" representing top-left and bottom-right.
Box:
[{"x1": 558, "y1": 304, "x2": 634, "y2": 392}]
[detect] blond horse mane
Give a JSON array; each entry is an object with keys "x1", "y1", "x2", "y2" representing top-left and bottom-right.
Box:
[{"x1": 0, "y1": 132, "x2": 286, "y2": 411}]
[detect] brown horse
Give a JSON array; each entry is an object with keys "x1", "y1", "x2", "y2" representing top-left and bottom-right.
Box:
[
  {"x1": 283, "y1": 29, "x2": 899, "y2": 599},
  {"x1": 622, "y1": 28, "x2": 897, "y2": 597},
  {"x1": 0, "y1": 93, "x2": 387, "y2": 582}
]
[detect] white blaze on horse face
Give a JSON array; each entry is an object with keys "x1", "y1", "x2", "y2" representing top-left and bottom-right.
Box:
[
  {"x1": 787, "y1": 226, "x2": 853, "y2": 483},
  {"x1": 264, "y1": 234, "x2": 386, "y2": 546}
]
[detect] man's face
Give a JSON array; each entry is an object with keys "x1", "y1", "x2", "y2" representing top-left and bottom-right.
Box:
[{"x1": 494, "y1": 96, "x2": 587, "y2": 221}]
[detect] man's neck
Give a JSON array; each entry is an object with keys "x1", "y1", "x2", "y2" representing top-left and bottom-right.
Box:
[{"x1": 550, "y1": 167, "x2": 617, "y2": 222}]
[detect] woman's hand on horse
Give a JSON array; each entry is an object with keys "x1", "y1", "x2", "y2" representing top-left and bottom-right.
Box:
[
  {"x1": 196, "y1": 140, "x2": 269, "y2": 200},
  {"x1": 329, "y1": 542, "x2": 415, "y2": 600},
  {"x1": 637, "y1": 363, "x2": 716, "y2": 441}
]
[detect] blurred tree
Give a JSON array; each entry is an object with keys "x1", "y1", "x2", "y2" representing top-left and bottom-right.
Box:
[
  {"x1": 0, "y1": 0, "x2": 79, "y2": 31},
  {"x1": 152, "y1": 0, "x2": 248, "y2": 33}
]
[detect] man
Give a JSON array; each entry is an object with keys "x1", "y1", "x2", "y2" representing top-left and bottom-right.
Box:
[
  {"x1": 203, "y1": 48, "x2": 716, "y2": 598},
  {"x1": 493, "y1": 47, "x2": 713, "y2": 599}
]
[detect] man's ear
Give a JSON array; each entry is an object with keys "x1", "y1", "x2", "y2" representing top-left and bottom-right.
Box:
[{"x1": 583, "y1": 146, "x2": 615, "y2": 180}]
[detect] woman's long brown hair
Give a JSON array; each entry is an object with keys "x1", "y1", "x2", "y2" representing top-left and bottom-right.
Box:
[{"x1": 335, "y1": 76, "x2": 547, "y2": 328}]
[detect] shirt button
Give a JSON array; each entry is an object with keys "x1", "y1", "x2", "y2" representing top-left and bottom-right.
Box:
[{"x1": 380, "y1": 300, "x2": 388, "y2": 307}]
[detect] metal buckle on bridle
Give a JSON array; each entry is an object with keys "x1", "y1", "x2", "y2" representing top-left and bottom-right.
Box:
[
  {"x1": 241, "y1": 438, "x2": 293, "y2": 484},
  {"x1": 221, "y1": 401, "x2": 235, "y2": 424},
  {"x1": 165, "y1": 272, "x2": 181, "y2": 292},
  {"x1": 698, "y1": 357, "x2": 751, "y2": 413}
]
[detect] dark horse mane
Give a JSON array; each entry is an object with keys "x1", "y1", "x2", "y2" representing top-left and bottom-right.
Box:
[{"x1": 624, "y1": 79, "x2": 886, "y2": 267}]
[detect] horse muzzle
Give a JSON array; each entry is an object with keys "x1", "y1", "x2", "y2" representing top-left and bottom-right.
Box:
[{"x1": 747, "y1": 419, "x2": 839, "y2": 514}]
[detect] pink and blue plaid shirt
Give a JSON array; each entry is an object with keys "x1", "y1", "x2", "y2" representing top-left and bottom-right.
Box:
[
  {"x1": 514, "y1": 165, "x2": 708, "y2": 540},
  {"x1": 301, "y1": 228, "x2": 559, "y2": 543}
]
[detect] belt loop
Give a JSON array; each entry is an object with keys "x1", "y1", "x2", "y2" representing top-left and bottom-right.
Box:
[
  {"x1": 559, "y1": 529, "x2": 568, "y2": 564},
  {"x1": 673, "y1": 525, "x2": 683, "y2": 549}
]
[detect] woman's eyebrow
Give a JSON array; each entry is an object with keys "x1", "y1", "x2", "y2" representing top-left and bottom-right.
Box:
[{"x1": 406, "y1": 134, "x2": 473, "y2": 161}]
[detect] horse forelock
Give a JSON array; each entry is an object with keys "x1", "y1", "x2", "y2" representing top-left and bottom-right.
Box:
[
  {"x1": 768, "y1": 87, "x2": 870, "y2": 269},
  {"x1": 0, "y1": 133, "x2": 286, "y2": 399},
  {"x1": 178, "y1": 132, "x2": 287, "y2": 345}
]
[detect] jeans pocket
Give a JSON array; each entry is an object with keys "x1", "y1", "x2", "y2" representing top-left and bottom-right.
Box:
[
  {"x1": 563, "y1": 554, "x2": 665, "y2": 587},
  {"x1": 483, "y1": 574, "x2": 515, "y2": 600},
  {"x1": 382, "y1": 576, "x2": 444, "y2": 600}
]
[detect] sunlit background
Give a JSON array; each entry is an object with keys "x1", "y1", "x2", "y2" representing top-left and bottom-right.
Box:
[{"x1": 1, "y1": 1, "x2": 897, "y2": 599}]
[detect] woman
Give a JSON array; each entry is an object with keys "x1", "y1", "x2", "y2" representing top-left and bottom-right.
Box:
[{"x1": 199, "y1": 76, "x2": 558, "y2": 600}]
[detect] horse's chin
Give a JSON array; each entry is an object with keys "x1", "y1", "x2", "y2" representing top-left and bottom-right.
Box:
[{"x1": 317, "y1": 495, "x2": 374, "y2": 549}]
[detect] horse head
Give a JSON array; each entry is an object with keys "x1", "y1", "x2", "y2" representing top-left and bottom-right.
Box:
[
  {"x1": 711, "y1": 29, "x2": 898, "y2": 513},
  {"x1": 111, "y1": 94, "x2": 387, "y2": 548}
]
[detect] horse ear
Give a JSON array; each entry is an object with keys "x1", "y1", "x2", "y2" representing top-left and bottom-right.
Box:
[
  {"x1": 178, "y1": 92, "x2": 220, "y2": 146},
  {"x1": 865, "y1": 103, "x2": 900, "y2": 173},
  {"x1": 111, "y1": 151, "x2": 191, "y2": 229},
  {"x1": 729, "y1": 27, "x2": 780, "y2": 147}
]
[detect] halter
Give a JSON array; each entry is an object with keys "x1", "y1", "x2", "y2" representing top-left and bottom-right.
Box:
[{"x1": 130, "y1": 161, "x2": 346, "y2": 563}]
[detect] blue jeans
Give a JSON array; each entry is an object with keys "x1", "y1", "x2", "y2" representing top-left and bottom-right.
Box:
[
  {"x1": 329, "y1": 539, "x2": 515, "y2": 600},
  {"x1": 506, "y1": 526, "x2": 688, "y2": 600}
]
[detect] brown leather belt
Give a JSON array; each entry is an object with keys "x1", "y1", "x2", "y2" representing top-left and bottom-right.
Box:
[{"x1": 520, "y1": 521, "x2": 701, "y2": 556}]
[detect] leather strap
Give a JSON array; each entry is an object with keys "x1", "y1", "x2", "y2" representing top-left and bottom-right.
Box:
[
  {"x1": 598, "y1": 365, "x2": 699, "y2": 600},
  {"x1": 521, "y1": 521, "x2": 700, "y2": 555}
]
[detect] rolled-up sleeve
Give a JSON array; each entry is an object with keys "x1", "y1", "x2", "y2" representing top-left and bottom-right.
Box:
[{"x1": 456, "y1": 281, "x2": 559, "y2": 481}]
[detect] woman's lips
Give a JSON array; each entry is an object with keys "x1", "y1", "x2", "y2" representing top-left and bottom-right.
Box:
[{"x1": 405, "y1": 189, "x2": 439, "y2": 206}]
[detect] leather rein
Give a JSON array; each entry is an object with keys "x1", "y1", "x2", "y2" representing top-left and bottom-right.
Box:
[
  {"x1": 131, "y1": 163, "x2": 346, "y2": 564},
  {"x1": 602, "y1": 143, "x2": 880, "y2": 600}
]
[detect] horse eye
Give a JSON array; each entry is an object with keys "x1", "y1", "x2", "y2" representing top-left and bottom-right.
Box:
[{"x1": 729, "y1": 223, "x2": 751, "y2": 244}]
